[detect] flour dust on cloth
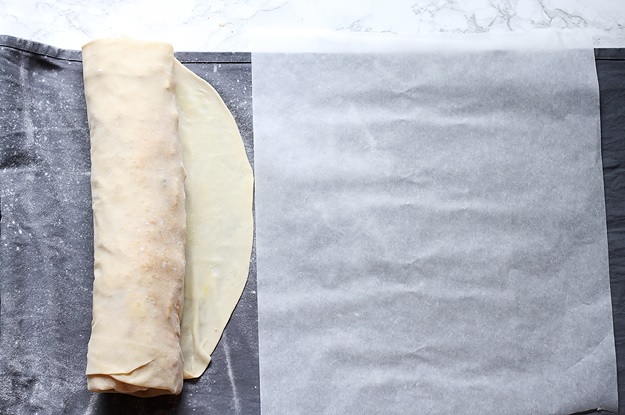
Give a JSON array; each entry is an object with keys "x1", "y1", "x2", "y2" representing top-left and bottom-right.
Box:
[{"x1": 83, "y1": 38, "x2": 254, "y2": 397}]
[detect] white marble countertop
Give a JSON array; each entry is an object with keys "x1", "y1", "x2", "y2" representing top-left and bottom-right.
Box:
[{"x1": 1, "y1": 0, "x2": 624, "y2": 51}]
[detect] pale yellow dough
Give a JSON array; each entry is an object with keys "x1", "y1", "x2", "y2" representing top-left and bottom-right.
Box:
[
  {"x1": 83, "y1": 38, "x2": 254, "y2": 395},
  {"x1": 175, "y1": 62, "x2": 254, "y2": 379}
]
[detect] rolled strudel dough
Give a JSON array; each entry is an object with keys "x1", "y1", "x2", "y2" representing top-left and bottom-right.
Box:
[
  {"x1": 83, "y1": 38, "x2": 186, "y2": 397},
  {"x1": 83, "y1": 38, "x2": 253, "y2": 396}
]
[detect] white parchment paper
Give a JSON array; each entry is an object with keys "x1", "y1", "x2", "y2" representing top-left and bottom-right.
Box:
[{"x1": 252, "y1": 33, "x2": 617, "y2": 415}]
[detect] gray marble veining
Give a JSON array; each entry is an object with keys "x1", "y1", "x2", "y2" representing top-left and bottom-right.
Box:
[{"x1": 0, "y1": 0, "x2": 623, "y2": 50}]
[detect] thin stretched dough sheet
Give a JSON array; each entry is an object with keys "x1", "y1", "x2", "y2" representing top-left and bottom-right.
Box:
[
  {"x1": 175, "y1": 61, "x2": 254, "y2": 379},
  {"x1": 83, "y1": 38, "x2": 253, "y2": 396}
]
